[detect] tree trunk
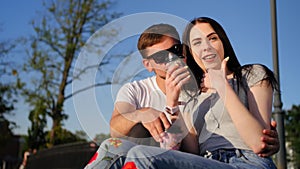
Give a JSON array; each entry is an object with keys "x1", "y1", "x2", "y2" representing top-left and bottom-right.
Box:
[{"x1": 48, "y1": 48, "x2": 74, "y2": 146}]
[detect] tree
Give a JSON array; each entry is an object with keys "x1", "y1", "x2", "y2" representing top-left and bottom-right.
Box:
[
  {"x1": 0, "y1": 35, "x2": 17, "y2": 147},
  {"x1": 0, "y1": 84, "x2": 16, "y2": 147},
  {"x1": 46, "y1": 128, "x2": 87, "y2": 146},
  {"x1": 93, "y1": 133, "x2": 110, "y2": 145},
  {"x1": 285, "y1": 104, "x2": 300, "y2": 168},
  {"x1": 21, "y1": 0, "x2": 121, "y2": 147},
  {"x1": 27, "y1": 99, "x2": 48, "y2": 149},
  {"x1": 75, "y1": 130, "x2": 89, "y2": 141}
]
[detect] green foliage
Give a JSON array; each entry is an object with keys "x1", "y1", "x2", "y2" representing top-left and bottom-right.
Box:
[
  {"x1": 75, "y1": 130, "x2": 89, "y2": 141},
  {"x1": 0, "y1": 82, "x2": 17, "y2": 148},
  {"x1": 27, "y1": 99, "x2": 48, "y2": 149},
  {"x1": 285, "y1": 104, "x2": 300, "y2": 168},
  {"x1": 46, "y1": 127, "x2": 87, "y2": 146},
  {"x1": 20, "y1": 0, "x2": 122, "y2": 147},
  {"x1": 0, "y1": 37, "x2": 17, "y2": 148},
  {"x1": 93, "y1": 133, "x2": 110, "y2": 145}
]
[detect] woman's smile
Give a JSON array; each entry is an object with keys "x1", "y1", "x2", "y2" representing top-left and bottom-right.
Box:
[{"x1": 202, "y1": 53, "x2": 217, "y2": 62}]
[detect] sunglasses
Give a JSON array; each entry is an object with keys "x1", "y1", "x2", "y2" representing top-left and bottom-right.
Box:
[{"x1": 146, "y1": 44, "x2": 184, "y2": 64}]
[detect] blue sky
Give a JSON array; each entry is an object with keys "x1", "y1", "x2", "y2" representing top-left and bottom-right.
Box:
[{"x1": 1, "y1": 0, "x2": 300, "y2": 140}]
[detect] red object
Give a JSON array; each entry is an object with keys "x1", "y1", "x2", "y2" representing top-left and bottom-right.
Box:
[
  {"x1": 87, "y1": 152, "x2": 98, "y2": 164},
  {"x1": 122, "y1": 161, "x2": 138, "y2": 169}
]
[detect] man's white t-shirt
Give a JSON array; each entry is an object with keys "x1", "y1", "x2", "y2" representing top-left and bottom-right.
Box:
[
  {"x1": 116, "y1": 76, "x2": 166, "y2": 112},
  {"x1": 115, "y1": 76, "x2": 167, "y2": 145},
  {"x1": 115, "y1": 75, "x2": 188, "y2": 146}
]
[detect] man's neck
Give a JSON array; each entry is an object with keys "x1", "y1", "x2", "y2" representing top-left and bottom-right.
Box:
[{"x1": 156, "y1": 75, "x2": 166, "y2": 94}]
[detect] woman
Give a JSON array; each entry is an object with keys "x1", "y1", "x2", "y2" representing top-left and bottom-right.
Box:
[{"x1": 123, "y1": 17, "x2": 278, "y2": 169}]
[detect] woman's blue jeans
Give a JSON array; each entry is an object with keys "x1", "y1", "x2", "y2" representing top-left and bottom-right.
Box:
[{"x1": 124, "y1": 145, "x2": 277, "y2": 169}]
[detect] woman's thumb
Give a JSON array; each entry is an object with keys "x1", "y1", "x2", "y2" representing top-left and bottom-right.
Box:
[{"x1": 222, "y1": 56, "x2": 229, "y2": 71}]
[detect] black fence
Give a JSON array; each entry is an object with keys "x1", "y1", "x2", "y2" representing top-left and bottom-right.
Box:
[{"x1": 26, "y1": 142, "x2": 98, "y2": 169}]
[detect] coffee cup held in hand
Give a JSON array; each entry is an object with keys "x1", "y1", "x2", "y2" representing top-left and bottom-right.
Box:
[{"x1": 160, "y1": 129, "x2": 182, "y2": 150}]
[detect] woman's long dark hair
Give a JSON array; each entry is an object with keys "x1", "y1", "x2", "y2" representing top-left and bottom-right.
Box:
[{"x1": 182, "y1": 17, "x2": 278, "y2": 92}]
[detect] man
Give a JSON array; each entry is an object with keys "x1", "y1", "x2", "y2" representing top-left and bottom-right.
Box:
[
  {"x1": 84, "y1": 23, "x2": 279, "y2": 169},
  {"x1": 110, "y1": 23, "x2": 186, "y2": 144}
]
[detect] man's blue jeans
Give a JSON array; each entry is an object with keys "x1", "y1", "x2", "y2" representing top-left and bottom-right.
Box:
[{"x1": 84, "y1": 138, "x2": 137, "y2": 169}]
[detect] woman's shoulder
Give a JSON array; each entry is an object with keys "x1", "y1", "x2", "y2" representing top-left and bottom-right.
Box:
[
  {"x1": 240, "y1": 63, "x2": 269, "y2": 73},
  {"x1": 240, "y1": 63, "x2": 273, "y2": 87}
]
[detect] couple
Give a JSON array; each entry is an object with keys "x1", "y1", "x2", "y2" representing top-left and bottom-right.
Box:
[{"x1": 85, "y1": 17, "x2": 279, "y2": 169}]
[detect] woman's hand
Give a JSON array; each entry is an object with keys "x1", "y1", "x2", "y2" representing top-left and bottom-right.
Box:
[{"x1": 202, "y1": 57, "x2": 229, "y2": 92}]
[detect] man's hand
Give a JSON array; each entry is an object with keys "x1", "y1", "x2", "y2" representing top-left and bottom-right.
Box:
[
  {"x1": 258, "y1": 121, "x2": 280, "y2": 157},
  {"x1": 165, "y1": 62, "x2": 190, "y2": 107},
  {"x1": 139, "y1": 108, "x2": 173, "y2": 142}
]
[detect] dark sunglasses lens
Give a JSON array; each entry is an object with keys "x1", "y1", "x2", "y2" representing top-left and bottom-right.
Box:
[
  {"x1": 152, "y1": 51, "x2": 168, "y2": 63},
  {"x1": 168, "y1": 44, "x2": 182, "y2": 56},
  {"x1": 147, "y1": 44, "x2": 183, "y2": 64}
]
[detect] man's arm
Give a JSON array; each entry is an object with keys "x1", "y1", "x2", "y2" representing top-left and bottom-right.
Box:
[
  {"x1": 258, "y1": 120, "x2": 280, "y2": 157},
  {"x1": 110, "y1": 102, "x2": 171, "y2": 142},
  {"x1": 110, "y1": 102, "x2": 139, "y2": 138}
]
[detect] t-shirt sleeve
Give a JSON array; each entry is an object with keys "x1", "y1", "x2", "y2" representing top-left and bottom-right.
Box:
[
  {"x1": 243, "y1": 64, "x2": 268, "y2": 88},
  {"x1": 115, "y1": 83, "x2": 137, "y2": 109}
]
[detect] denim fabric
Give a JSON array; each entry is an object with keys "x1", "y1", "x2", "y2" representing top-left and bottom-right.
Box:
[
  {"x1": 203, "y1": 149, "x2": 277, "y2": 169},
  {"x1": 84, "y1": 138, "x2": 137, "y2": 169},
  {"x1": 202, "y1": 149, "x2": 242, "y2": 163},
  {"x1": 227, "y1": 150, "x2": 277, "y2": 169},
  {"x1": 125, "y1": 145, "x2": 277, "y2": 169}
]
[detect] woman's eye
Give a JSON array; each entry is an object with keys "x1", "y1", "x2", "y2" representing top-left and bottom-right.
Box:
[{"x1": 209, "y1": 36, "x2": 218, "y2": 41}]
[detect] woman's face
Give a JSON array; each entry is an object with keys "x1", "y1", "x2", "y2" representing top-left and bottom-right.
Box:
[{"x1": 189, "y1": 22, "x2": 224, "y2": 71}]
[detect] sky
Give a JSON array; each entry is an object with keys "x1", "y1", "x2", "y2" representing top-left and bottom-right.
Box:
[{"x1": 1, "y1": 0, "x2": 300, "y2": 140}]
